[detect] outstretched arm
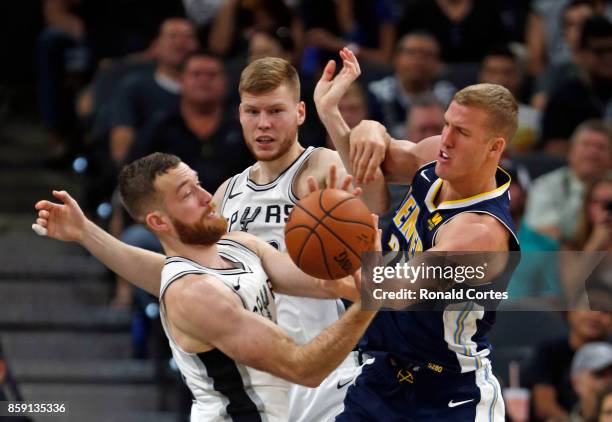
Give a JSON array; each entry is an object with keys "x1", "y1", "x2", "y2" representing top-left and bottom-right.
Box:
[
  {"x1": 313, "y1": 48, "x2": 389, "y2": 213},
  {"x1": 165, "y1": 274, "x2": 375, "y2": 387},
  {"x1": 34, "y1": 190, "x2": 165, "y2": 296}
]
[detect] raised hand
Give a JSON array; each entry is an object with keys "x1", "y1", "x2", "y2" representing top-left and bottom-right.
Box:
[
  {"x1": 314, "y1": 48, "x2": 361, "y2": 113},
  {"x1": 306, "y1": 164, "x2": 362, "y2": 197},
  {"x1": 33, "y1": 190, "x2": 88, "y2": 242}
]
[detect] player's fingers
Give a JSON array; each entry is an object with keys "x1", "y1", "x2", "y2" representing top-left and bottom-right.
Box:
[
  {"x1": 351, "y1": 186, "x2": 362, "y2": 197},
  {"x1": 35, "y1": 200, "x2": 54, "y2": 210},
  {"x1": 351, "y1": 144, "x2": 365, "y2": 181},
  {"x1": 364, "y1": 154, "x2": 380, "y2": 184},
  {"x1": 306, "y1": 175, "x2": 318, "y2": 193},
  {"x1": 36, "y1": 218, "x2": 48, "y2": 228},
  {"x1": 371, "y1": 213, "x2": 379, "y2": 228},
  {"x1": 38, "y1": 209, "x2": 49, "y2": 219},
  {"x1": 53, "y1": 190, "x2": 77, "y2": 208},
  {"x1": 322, "y1": 60, "x2": 336, "y2": 80},
  {"x1": 326, "y1": 164, "x2": 337, "y2": 189},
  {"x1": 32, "y1": 223, "x2": 48, "y2": 236},
  {"x1": 340, "y1": 173, "x2": 353, "y2": 191},
  {"x1": 354, "y1": 148, "x2": 372, "y2": 184}
]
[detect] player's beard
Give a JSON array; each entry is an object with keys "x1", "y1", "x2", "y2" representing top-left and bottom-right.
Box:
[
  {"x1": 172, "y1": 211, "x2": 228, "y2": 246},
  {"x1": 246, "y1": 127, "x2": 297, "y2": 162}
]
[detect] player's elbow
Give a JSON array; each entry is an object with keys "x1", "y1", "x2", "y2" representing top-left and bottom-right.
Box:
[{"x1": 291, "y1": 367, "x2": 324, "y2": 388}]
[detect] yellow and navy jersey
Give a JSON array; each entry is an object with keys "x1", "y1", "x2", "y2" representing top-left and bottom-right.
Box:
[{"x1": 361, "y1": 161, "x2": 519, "y2": 373}]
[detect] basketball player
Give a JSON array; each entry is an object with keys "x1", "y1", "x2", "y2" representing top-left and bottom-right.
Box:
[
  {"x1": 34, "y1": 153, "x2": 377, "y2": 421},
  {"x1": 210, "y1": 56, "x2": 388, "y2": 421},
  {"x1": 316, "y1": 49, "x2": 520, "y2": 420}
]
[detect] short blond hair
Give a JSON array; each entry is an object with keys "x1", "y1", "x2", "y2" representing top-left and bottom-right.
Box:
[
  {"x1": 239, "y1": 57, "x2": 300, "y2": 101},
  {"x1": 453, "y1": 83, "x2": 518, "y2": 141}
]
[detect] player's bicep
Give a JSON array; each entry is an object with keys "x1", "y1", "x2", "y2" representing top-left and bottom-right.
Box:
[{"x1": 167, "y1": 276, "x2": 301, "y2": 382}]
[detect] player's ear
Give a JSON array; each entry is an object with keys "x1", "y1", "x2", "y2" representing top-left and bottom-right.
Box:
[
  {"x1": 297, "y1": 101, "x2": 306, "y2": 126},
  {"x1": 490, "y1": 137, "x2": 505, "y2": 154},
  {"x1": 145, "y1": 211, "x2": 170, "y2": 232}
]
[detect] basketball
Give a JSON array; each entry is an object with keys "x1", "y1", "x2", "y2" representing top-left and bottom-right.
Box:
[{"x1": 284, "y1": 189, "x2": 377, "y2": 280}]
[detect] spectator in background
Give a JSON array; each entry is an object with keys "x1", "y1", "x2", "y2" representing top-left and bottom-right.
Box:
[
  {"x1": 302, "y1": 0, "x2": 396, "y2": 67},
  {"x1": 479, "y1": 45, "x2": 541, "y2": 153},
  {"x1": 570, "y1": 342, "x2": 612, "y2": 421},
  {"x1": 530, "y1": 312, "x2": 612, "y2": 420},
  {"x1": 208, "y1": 0, "x2": 303, "y2": 62},
  {"x1": 128, "y1": 51, "x2": 249, "y2": 191},
  {"x1": 113, "y1": 51, "x2": 250, "y2": 312},
  {"x1": 404, "y1": 94, "x2": 445, "y2": 142},
  {"x1": 37, "y1": 0, "x2": 90, "y2": 154},
  {"x1": 597, "y1": 387, "x2": 612, "y2": 422},
  {"x1": 397, "y1": 0, "x2": 507, "y2": 63},
  {"x1": 524, "y1": 119, "x2": 611, "y2": 242},
  {"x1": 540, "y1": 15, "x2": 612, "y2": 155},
  {"x1": 110, "y1": 17, "x2": 198, "y2": 164},
  {"x1": 248, "y1": 29, "x2": 295, "y2": 64},
  {"x1": 368, "y1": 32, "x2": 455, "y2": 138},
  {"x1": 572, "y1": 171, "x2": 612, "y2": 251},
  {"x1": 531, "y1": 0, "x2": 596, "y2": 109},
  {"x1": 526, "y1": 0, "x2": 612, "y2": 80}
]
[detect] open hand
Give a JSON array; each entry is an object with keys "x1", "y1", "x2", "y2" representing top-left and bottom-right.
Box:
[{"x1": 33, "y1": 190, "x2": 87, "y2": 242}]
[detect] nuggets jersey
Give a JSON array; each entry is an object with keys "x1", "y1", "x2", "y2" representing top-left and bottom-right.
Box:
[
  {"x1": 159, "y1": 239, "x2": 289, "y2": 421},
  {"x1": 361, "y1": 161, "x2": 520, "y2": 373},
  {"x1": 220, "y1": 146, "x2": 359, "y2": 422}
]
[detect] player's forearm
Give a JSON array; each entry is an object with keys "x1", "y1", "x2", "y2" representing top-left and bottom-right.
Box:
[
  {"x1": 291, "y1": 302, "x2": 375, "y2": 386},
  {"x1": 80, "y1": 220, "x2": 164, "y2": 296},
  {"x1": 319, "y1": 108, "x2": 352, "y2": 165},
  {"x1": 319, "y1": 111, "x2": 390, "y2": 214}
]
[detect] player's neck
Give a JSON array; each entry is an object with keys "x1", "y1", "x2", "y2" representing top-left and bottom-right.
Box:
[
  {"x1": 436, "y1": 173, "x2": 497, "y2": 205},
  {"x1": 255, "y1": 141, "x2": 304, "y2": 183}
]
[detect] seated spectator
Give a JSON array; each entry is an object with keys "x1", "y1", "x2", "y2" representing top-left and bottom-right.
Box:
[
  {"x1": 248, "y1": 29, "x2": 295, "y2": 64},
  {"x1": 404, "y1": 94, "x2": 445, "y2": 142},
  {"x1": 570, "y1": 342, "x2": 612, "y2": 421},
  {"x1": 368, "y1": 31, "x2": 455, "y2": 138},
  {"x1": 397, "y1": 0, "x2": 507, "y2": 63},
  {"x1": 596, "y1": 386, "x2": 612, "y2": 422},
  {"x1": 37, "y1": 0, "x2": 90, "y2": 154},
  {"x1": 572, "y1": 171, "x2": 612, "y2": 251},
  {"x1": 303, "y1": 0, "x2": 396, "y2": 67},
  {"x1": 529, "y1": 312, "x2": 612, "y2": 420},
  {"x1": 114, "y1": 51, "x2": 251, "y2": 349},
  {"x1": 531, "y1": 0, "x2": 596, "y2": 109},
  {"x1": 479, "y1": 45, "x2": 541, "y2": 152},
  {"x1": 128, "y1": 51, "x2": 250, "y2": 189},
  {"x1": 110, "y1": 17, "x2": 198, "y2": 164},
  {"x1": 540, "y1": 15, "x2": 612, "y2": 155},
  {"x1": 208, "y1": 0, "x2": 303, "y2": 61},
  {"x1": 524, "y1": 120, "x2": 611, "y2": 242}
]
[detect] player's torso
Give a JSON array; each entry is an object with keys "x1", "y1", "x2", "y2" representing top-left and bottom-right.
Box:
[
  {"x1": 219, "y1": 146, "x2": 345, "y2": 345},
  {"x1": 159, "y1": 240, "x2": 288, "y2": 420},
  {"x1": 221, "y1": 146, "x2": 318, "y2": 252},
  {"x1": 365, "y1": 161, "x2": 519, "y2": 373}
]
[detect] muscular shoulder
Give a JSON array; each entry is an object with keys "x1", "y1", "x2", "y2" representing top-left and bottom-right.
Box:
[
  {"x1": 435, "y1": 212, "x2": 510, "y2": 252},
  {"x1": 293, "y1": 147, "x2": 342, "y2": 198},
  {"x1": 222, "y1": 231, "x2": 268, "y2": 257}
]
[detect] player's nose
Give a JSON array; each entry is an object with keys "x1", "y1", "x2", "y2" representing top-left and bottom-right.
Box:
[{"x1": 257, "y1": 112, "x2": 272, "y2": 129}]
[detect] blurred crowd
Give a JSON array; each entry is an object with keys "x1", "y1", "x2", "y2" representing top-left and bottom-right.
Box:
[{"x1": 23, "y1": 0, "x2": 612, "y2": 421}]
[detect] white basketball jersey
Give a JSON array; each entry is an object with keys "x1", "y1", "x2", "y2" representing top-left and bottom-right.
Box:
[
  {"x1": 159, "y1": 239, "x2": 289, "y2": 421},
  {"x1": 220, "y1": 146, "x2": 344, "y2": 344},
  {"x1": 220, "y1": 147, "x2": 361, "y2": 422}
]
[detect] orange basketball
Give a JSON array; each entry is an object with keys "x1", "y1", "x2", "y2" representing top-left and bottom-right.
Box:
[{"x1": 284, "y1": 189, "x2": 377, "y2": 280}]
